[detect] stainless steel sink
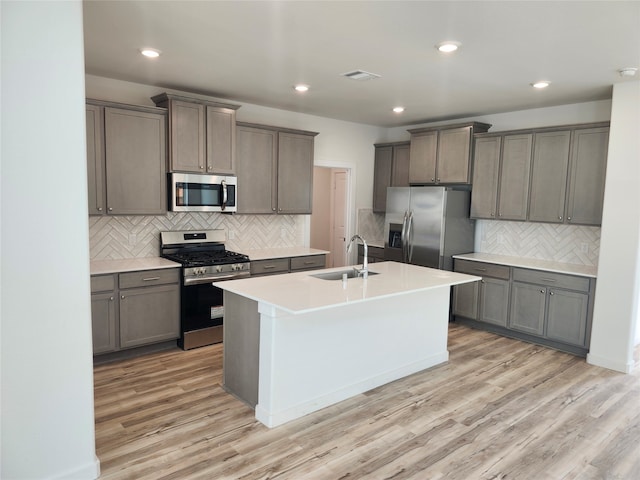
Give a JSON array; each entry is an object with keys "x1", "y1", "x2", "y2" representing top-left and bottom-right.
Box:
[{"x1": 310, "y1": 268, "x2": 379, "y2": 281}]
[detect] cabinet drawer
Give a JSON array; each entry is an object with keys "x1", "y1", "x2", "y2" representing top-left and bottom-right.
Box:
[
  {"x1": 119, "y1": 268, "x2": 180, "y2": 289},
  {"x1": 250, "y1": 258, "x2": 290, "y2": 276},
  {"x1": 290, "y1": 255, "x2": 326, "y2": 271},
  {"x1": 454, "y1": 259, "x2": 510, "y2": 280},
  {"x1": 91, "y1": 274, "x2": 116, "y2": 293},
  {"x1": 512, "y1": 268, "x2": 590, "y2": 292}
]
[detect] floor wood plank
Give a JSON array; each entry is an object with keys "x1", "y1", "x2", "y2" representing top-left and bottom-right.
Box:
[{"x1": 94, "y1": 324, "x2": 640, "y2": 480}]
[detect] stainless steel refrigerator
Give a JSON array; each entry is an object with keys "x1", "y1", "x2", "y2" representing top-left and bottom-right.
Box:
[{"x1": 384, "y1": 186, "x2": 475, "y2": 270}]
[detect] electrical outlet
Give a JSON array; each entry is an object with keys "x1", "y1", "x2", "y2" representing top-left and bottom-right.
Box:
[
  {"x1": 281, "y1": 228, "x2": 287, "y2": 238},
  {"x1": 497, "y1": 233, "x2": 505, "y2": 244},
  {"x1": 128, "y1": 233, "x2": 137, "y2": 246},
  {"x1": 228, "y1": 230, "x2": 235, "y2": 240},
  {"x1": 581, "y1": 242, "x2": 589, "y2": 254}
]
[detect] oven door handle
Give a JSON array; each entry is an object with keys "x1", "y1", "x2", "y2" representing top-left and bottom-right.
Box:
[
  {"x1": 184, "y1": 272, "x2": 249, "y2": 286},
  {"x1": 221, "y1": 180, "x2": 227, "y2": 211}
]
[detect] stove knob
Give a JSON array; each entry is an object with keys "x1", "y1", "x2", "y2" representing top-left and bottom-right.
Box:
[{"x1": 216, "y1": 265, "x2": 223, "y2": 273}]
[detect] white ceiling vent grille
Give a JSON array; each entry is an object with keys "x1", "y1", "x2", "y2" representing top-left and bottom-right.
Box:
[{"x1": 341, "y1": 70, "x2": 381, "y2": 81}]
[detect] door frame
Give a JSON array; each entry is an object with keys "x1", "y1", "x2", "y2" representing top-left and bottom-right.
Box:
[{"x1": 304, "y1": 161, "x2": 355, "y2": 263}]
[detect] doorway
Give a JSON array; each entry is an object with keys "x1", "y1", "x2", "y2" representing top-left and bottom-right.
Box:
[{"x1": 310, "y1": 166, "x2": 350, "y2": 268}]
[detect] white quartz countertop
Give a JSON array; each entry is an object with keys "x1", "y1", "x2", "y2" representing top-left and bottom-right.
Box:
[
  {"x1": 214, "y1": 261, "x2": 480, "y2": 314},
  {"x1": 452, "y1": 253, "x2": 597, "y2": 278},
  {"x1": 240, "y1": 247, "x2": 329, "y2": 261},
  {"x1": 90, "y1": 257, "x2": 181, "y2": 275}
]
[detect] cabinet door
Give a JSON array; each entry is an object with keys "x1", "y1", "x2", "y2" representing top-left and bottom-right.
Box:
[
  {"x1": 104, "y1": 108, "x2": 167, "y2": 215},
  {"x1": 546, "y1": 289, "x2": 589, "y2": 346},
  {"x1": 437, "y1": 126, "x2": 472, "y2": 183},
  {"x1": 470, "y1": 136, "x2": 501, "y2": 219},
  {"x1": 509, "y1": 281, "x2": 546, "y2": 335},
  {"x1": 409, "y1": 131, "x2": 437, "y2": 184},
  {"x1": 566, "y1": 127, "x2": 609, "y2": 225},
  {"x1": 479, "y1": 278, "x2": 510, "y2": 327},
  {"x1": 206, "y1": 106, "x2": 236, "y2": 175},
  {"x1": 91, "y1": 292, "x2": 117, "y2": 354},
  {"x1": 169, "y1": 100, "x2": 206, "y2": 172},
  {"x1": 452, "y1": 282, "x2": 479, "y2": 320},
  {"x1": 236, "y1": 126, "x2": 278, "y2": 214},
  {"x1": 528, "y1": 131, "x2": 571, "y2": 223},
  {"x1": 86, "y1": 104, "x2": 106, "y2": 215},
  {"x1": 373, "y1": 146, "x2": 393, "y2": 213},
  {"x1": 119, "y1": 284, "x2": 180, "y2": 349},
  {"x1": 277, "y1": 132, "x2": 315, "y2": 214},
  {"x1": 391, "y1": 144, "x2": 410, "y2": 187},
  {"x1": 497, "y1": 134, "x2": 532, "y2": 220}
]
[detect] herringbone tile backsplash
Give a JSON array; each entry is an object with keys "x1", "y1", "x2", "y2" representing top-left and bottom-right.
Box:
[
  {"x1": 477, "y1": 220, "x2": 600, "y2": 266},
  {"x1": 89, "y1": 213, "x2": 304, "y2": 259},
  {"x1": 354, "y1": 211, "x2": 600, "y2": 266}
]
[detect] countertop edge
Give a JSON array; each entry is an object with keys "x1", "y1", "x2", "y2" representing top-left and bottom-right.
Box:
[
  {"x1": 452, "y1": 253, "x2": 597, "y2": 278},
  {"x1": 90, "y1": 258, "x2": 182, "y2": 275},
  {"x1": 241, "y1": 247, "x2": 330, "y2": 261}
]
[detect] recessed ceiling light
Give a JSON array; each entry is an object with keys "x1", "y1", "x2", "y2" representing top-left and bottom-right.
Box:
[
  {"x1": 294, "y1": 84, "x2": 309, "y2": 92},
  {"x1": 531, "y1": 81, "x2": 551, "y2": 89},
  {"x1": 436, "y1": 41, "x2": 460, "y2": 53},
  {"x1": 392, "y1": 106, "x2": 405, "y2": 113},
  {"x1": 140, "y1": 48, "x2": 161, "y2": 58}
]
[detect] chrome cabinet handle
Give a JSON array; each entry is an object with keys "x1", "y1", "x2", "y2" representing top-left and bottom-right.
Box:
[
  {"x1": 262, "y1": 265, "x2": 276, "y2": 269},
  {"x1": 108, "y1": 207, "x2": 113, "y2": 212},
  {"x1": 540, "y1": 289, "x2": 545, "y2": 294},
  {"x1": 121, "y1": 295, "x2": 125, "y2": 299},
  {"x1": 221, "y1": 179, "x2": 227, "y2": 211},
  {"x1": 474, "y1": 267, "x2": 487, "y2": 272},
  {"x1": 142, "y1": 277, "x2": 160, "y2": 281},
  {"x1": 98, "y1": 207, "x2": 103, "y2": 212},
  {"x1": 199, "y1": 165, "x2": 204, "y2": 169},
  {"x1": 431, "y1": 177, "x2": 435, "y2": 182},
  {"x1": 109, "y1": 296, "x2": 114, "y2": 301},
  {"x1": 550, "y1": 291, "x2": 555, "y2": 296},
  {"x1": 541, "y1": 278, "x2": 556, "y2": 282}
]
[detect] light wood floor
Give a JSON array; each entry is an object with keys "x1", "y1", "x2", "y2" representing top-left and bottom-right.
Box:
[{"x1": 94, "y1": 324, "x2": 640, "y2": 480}]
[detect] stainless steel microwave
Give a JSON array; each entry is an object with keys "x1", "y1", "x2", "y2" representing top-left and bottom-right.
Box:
[{"x1": 169, "y1": 173, "x2": 237, "y2": 213}]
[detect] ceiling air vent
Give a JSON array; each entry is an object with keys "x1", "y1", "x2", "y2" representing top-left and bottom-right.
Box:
[{"x1": 341, "y1": 70, "x2": 381, "y2": 81}]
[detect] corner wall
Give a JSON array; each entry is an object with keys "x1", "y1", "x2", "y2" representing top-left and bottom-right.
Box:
[
  {"x1": 587, "y1": 81, "x2": 640, "y2": 372},
  {"x1": 1, "y1": 2, "x2": 99, "y2": 478}
]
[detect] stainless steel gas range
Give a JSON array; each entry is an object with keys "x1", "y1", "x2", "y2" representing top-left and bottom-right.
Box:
[{"x1": 160, "y1": 229, "x2": 250, "y2": 350}]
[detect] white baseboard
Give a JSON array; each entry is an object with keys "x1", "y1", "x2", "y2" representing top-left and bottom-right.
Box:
[{"x1": 586, "y1": 352, "x2": 634, "y2": 374}]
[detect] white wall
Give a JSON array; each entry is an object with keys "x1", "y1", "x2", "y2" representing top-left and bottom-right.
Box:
[
  {"x1": 1, "y1": 2, "x2": 99, "y2": 479},
  {"x1": 588, "y1": 81, "x2": 640, "y2": 373}
]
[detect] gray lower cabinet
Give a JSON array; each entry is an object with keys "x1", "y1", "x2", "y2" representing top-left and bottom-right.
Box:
[
  {"x1": 509, "y1": 281, "x2": 546, "y2": 335},
  {"x1": 250, "y1": 255, "x2": 327, "y2": 277},
  {"x1": 236, "y1": 123, "x2": 319, "y2": 214},
  {"x1": 453, "y1": 259, "x2": 509, "y2": 327},
  {"x1": 90, "y1": 275, "x2": 118, "y2": 354},
  {"x1": 119, "y1": 283, "x2": 180, "y2": 349},
  {"x1": 453, "y1": 259, "x2": 595, "y2": 355},
  {"x1": 90, "y1": 268, "x2": 180, "y2": 355},
  {"x1": 86, "y1": 100, "x2": 167, "y2": 216}
]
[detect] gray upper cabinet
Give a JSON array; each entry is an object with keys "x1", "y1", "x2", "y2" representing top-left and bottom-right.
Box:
[
  {"x1": 152, "y1": 93, "x2": 240, "y2": 175},
  {"x1": 236, "y1": 122, "x2": 318, "y2": 215},
  {"x1": 565, "y1": 126, "x2": 609, "y2": 225},
  {"x1": 472, "y1": 122, "x2": 609, "y2": 226},
  {"x1": 86, "y1": 100, "x2": 167, "y2": 216},
  {"x1": 408, "y1": 122, "x2": 491, "y2": 185},
  {"x1": 86, "y1": 104, "x2": 106, "y2": 215},
  {"x1": 528, "y1": 131, "x2": 571, "y2": 223},
  {"x1": 497, "y1": 134, "x2": 533, "y2": 220},
  {"x1": 373, "y1": 142, "x2": 410, "y2": 213},
  {"x1": 236, "y1": 125, "x2": 277, "y2": 214},
  {"x1": 277, "y1": 132, "x2": 315, "y2": 214},
  {"x1": 472, "y1": 133, "x2": 532, "y2": 220},
  {"x1": 470, "y1": 136, "x2": 501, "y2": 219}
]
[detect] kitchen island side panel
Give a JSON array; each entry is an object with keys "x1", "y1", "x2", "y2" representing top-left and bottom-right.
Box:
[{"x1": 254, "y1": 286, "x2": 451, "y2": 428}]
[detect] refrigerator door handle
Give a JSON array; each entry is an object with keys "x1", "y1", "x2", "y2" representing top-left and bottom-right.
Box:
[
  {"x1": 406, "y1": 211, "x2": 414, "y2": 263},
  {"x1": 401, "y1": 210, "x2": 409, "y2": 263}
]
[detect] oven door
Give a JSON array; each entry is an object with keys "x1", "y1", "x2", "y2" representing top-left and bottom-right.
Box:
[
  {"x1": 179, "y1": 281, "x2": 225, "y2": 350},
  {"x1": 170, "y1": 172, "x2": 237, "y2": 213}
]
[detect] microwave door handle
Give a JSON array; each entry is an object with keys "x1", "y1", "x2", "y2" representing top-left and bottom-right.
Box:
[{"x1": 221, "y1": 180, "x2": 227, "y2": 211}]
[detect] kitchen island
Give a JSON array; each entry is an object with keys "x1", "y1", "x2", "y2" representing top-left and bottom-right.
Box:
[{"x1": 215, "y1": 261, "x2": 480, "y2": 428}]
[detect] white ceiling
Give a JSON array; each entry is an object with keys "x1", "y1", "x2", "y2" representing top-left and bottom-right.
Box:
[{"x1": 83, "y1": 1, "x2": 640, "y2": 127}]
